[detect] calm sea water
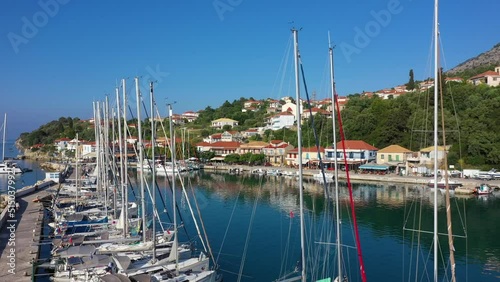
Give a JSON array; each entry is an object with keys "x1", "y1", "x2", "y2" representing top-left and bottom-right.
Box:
[
  {"x1": 133, "y1": 171, "x2": 500, "y2": 282},
  {"x1": 0, "y1": 141, "x2": 45, "y2": 194},
  {"x1": 2, "y1": 149, "x2": 499, "y2": 281}
]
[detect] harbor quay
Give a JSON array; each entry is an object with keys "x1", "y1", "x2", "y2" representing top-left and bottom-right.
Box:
[
  {"x1": 0, "y1": 180, "x2": 54, "y2": 281},
  {"x1": 203, "y1": 164, "x2": 499, "y2": 192}
]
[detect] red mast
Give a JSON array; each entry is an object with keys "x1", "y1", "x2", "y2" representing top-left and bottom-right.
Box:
[{"x1": 334, "y1": 94, "x2": 367, "y2": 282}]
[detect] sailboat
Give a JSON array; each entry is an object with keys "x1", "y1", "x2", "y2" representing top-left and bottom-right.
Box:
[{"x1": 0, "y1": 113, "x2": 23, "y2": 174}]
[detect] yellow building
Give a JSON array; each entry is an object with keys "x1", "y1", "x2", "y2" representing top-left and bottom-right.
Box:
[{"x1": 376, "y1": 144, "x2": 413, "y2": 165}]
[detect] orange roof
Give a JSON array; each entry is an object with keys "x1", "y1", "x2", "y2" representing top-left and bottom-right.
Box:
[
  {"x1": 378, "y1": 144, "x2": 412, "y2": 153},
  {"x1": 470, "y1": 70, "x2": 500, "y2": 80},
  {"x1": 336, "y1": 140, "x2": 378, "y2": 151},
  {"x1": 195, "y1": 141, "x2": 211, "y2": 146},
  {"x1": 209, "y1": 141, "x2": 241, "y2": 148},
  {"x1": 288, "y1": 146, "x2": 325, "y2": 153}
]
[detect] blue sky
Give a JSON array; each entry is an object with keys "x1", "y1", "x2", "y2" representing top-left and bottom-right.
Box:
[{"x1": 0, "y1": 0, "x2": 498, "y2": 140}]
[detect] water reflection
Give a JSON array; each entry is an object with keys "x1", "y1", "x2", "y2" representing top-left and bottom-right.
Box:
[{"x1": 184, "y1": 171, "x2": 500, "y2": 281}]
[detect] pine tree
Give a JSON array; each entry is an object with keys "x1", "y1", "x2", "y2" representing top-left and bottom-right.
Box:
[{"x1": 406, "y1": 69, "x2": 416, "y2": 90}]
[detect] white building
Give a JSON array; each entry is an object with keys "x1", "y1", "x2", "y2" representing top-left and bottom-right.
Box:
[
  {"x1": 211, "y1": 118, "x2": 238, "y2": 129},
  {"x1": 268, "y1": 112, "x2": 295, "y2": 130}
]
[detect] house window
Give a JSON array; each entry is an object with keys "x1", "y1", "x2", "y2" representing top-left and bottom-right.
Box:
[
  {"x1": 396, "y1": 155, "x2": 400, "y2": 161},
  {"x1": 389, "y1": 155, "x2": 392, "y2": 161},
  {"x1": 381, "y1": 154, "x2": 384, "y2": 159}
]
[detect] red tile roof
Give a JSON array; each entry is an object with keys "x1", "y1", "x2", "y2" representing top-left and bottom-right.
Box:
[
  {"x1": 470, "y1": 70, "x2": 500, "y2": 80},
  {"x1": 288, "y1": 146, "x2": 325, "y2": 153},
  {"x1": 336, "y1": 140, "x2": 378, "y2": 150},
  {"x1": 209, "y1": 141, "x2": 241, "y2": 148},
  {"x1": 195, "y1": 141, "x2": 211, "y2": 146}
]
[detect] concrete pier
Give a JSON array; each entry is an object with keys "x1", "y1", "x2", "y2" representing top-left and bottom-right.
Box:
[{"x1": 0, "y1": 183, "x2": 53, "y2": 281}]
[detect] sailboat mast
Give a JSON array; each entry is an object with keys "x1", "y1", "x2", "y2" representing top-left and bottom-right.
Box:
[
  {"x1": 328, "y1": 33, "x2": 342, "y2": 281},
  {"x1": 433, "y1": 0, "x2": 439, "y2": 281},
  {"x1": 116, "y1": 86, "x2": 126, "y2": 238},
  {"x1": 122, "y1": 79, "x2": 129, "y2": 237},
  {"x1": 150, "y1": 82, "x2": 157, "y2": 262},
  {"x1": 105, "y1": 96, "x2": 116, "y2": 219},
  {"x1": 2, "y1": 113, "x2": 6, "y2": 162},
  {"x1": 75, "y1": 133, "x2": 79, "y2": 209},
  {"x1": 292, "y1": 28, "x2": 306, "y2": 282},
  {"x1": 168, "y1": 103, "x2": 179, "y2": 274},
  {"x1": 136, "y1": 77, "x2": 147, "y2": 243}
]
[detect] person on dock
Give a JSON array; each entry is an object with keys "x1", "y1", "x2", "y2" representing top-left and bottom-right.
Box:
[{"x1": 15, "y1": 201, "x2": 20, "y2": 211}]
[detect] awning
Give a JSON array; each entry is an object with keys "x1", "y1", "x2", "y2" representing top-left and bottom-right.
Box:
[
  {"x1": 210, "y1": 157, "x2": 225, "y2": 161},
  {"x1": 359, "y1": 164, "x2": 389, "y2": 170}
]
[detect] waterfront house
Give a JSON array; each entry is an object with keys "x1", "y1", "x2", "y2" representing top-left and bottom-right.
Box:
[
  {"x1": 324, "y1": 140, "x2": 378, "y2": 170},
  {"x1": 418, "y1": 145, "x2": 451, "y2": 167},
  {"x1": 67, "y1": 138, "x2": 85, "y2": 151},
  {"x1": 208, "y1": 141, "x2": 241, "y2": 157},
  {"x1": 81, "y1": 141, "x2": 96, "y2": 156},
  {"x1": 54, "y1": 138, "x2": 71, "y2": 151},
  {"x1": 468, "y1": 67, "x2": 500, "y2": 86},
  {"x1": 376, "y1": 144, "x2": 413, "y2": 165},
  {"x1": 238, "y1": 141, "x2": 268, "y2": 155},
  {"x1": 262, "y1": 140, "x2": 294, "y2": 165},
  {"x1": 195, "y1": 141, "x2": 212, "y2": 153},
  {"x1": 211, "y1": 118, "x2": 238, "y2": 129},
  {"x1": 285, "y1": 146, "x2": 326, "y2": 168},
  {"x1": 376, "y1": 144, "x2": 413, "y2": 174}
]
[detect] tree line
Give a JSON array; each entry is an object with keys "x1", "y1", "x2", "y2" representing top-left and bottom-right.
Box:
[{"x1": 17, "y1": 82, "x2": 500, "y2": 170}]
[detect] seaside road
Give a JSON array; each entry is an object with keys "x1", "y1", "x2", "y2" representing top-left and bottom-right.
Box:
[{"x1": 0, "y1": 188, "x2": 50, "y2": 281}]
